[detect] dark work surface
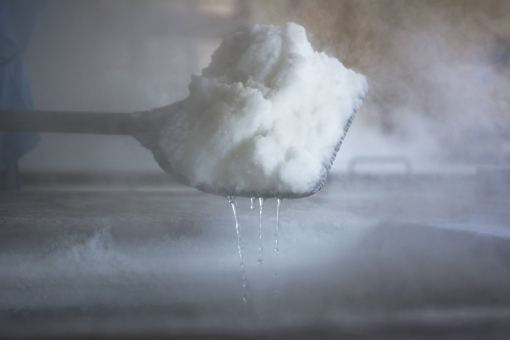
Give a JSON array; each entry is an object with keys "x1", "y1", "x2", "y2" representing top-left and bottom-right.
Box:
[{"x1": 1, "y1": 175, "x2": 509, "y2": 339}]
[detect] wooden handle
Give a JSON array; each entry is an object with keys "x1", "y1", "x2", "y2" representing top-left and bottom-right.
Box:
[{"x1": 0, "y1": 109, "x2": 136, "y2": 135}]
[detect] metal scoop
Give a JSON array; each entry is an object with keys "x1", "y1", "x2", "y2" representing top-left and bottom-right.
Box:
[
  {"x1": 0, "y1": 102, "x2": 357, "y2": 198},
  {"x1": 0, "y1": 101, "x2": 189, "y2": 188}
]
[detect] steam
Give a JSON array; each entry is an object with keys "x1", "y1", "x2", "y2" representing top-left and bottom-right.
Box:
[
  {"x1": 22, "y1": 1, "x2": 509, "y2": 174},
  {"x1": 250, "y1": 0, "x2": 510, "y2": 166}
]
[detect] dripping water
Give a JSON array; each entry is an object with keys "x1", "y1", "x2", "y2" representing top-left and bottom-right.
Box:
[
  {"x1": 227, "y1": 196, "x2": 248, "y2": 305},
  {"x1": 258, "y1": 198, "x2": 265, "y2": 265},
  {"x1": 275, "y1": 198, "x2": 282, "y2": 254},
  {"x1": 250, "y1": 197, "x2": 255, "y2": 209},
  {"x1": 274, "y1": 198, "x2": 282, "y2": 297}
]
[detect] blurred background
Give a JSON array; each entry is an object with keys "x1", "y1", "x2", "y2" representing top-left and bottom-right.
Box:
[{"x1": 19, "y1": 0, "x2": 510, "y2": 177}]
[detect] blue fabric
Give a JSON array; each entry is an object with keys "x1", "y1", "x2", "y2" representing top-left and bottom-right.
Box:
[{"x1": 0, "y1": 0, "x2": 48, "y2": 171}]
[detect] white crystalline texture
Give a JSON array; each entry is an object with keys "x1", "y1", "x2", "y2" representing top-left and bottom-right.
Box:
[{"x1": 160, "y1": 23, "x2": 368, "y2": 197}]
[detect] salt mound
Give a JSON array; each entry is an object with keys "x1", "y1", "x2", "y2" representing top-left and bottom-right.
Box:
[{"x1": 159, "y1": 23, "x2": 368, "y2": 198}]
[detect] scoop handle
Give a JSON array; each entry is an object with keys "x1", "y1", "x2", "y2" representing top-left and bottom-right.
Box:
[{"x1": 0, "y1": 109, "x2": 136, "y2": 135}]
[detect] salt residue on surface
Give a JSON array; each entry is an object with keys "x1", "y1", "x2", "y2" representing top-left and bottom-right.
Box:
[{"x1": 160, "y1": 23, "x2": 367, "y2": 198}]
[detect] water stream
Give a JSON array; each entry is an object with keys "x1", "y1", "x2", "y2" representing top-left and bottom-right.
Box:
[
  {"x1": 227, "y1": 196, "x2": 248, "y2": 305},
  {"x1": 274, "y1": 198, "x2": 282, "y2": 297},
  {"x1": 275, "y1": 198, "x2": 282, "y2": 255},
  {"x1": 258, "y1": 198, "x2": 265, "y2": 265},
  {"x1": 227, "y1": 197, "x2": 283, "y2": 304}
]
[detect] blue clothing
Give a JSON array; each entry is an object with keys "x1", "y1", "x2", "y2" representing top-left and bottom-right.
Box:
[{"x1": 0, "y1": 0, "x2": 48, "y2": 171}]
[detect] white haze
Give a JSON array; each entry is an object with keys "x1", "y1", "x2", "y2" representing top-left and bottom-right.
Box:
[
  {"x1": 16, "y1": 1, "x2": 510, "y2": 174},
  {"x1": 250, "y1": 0, "x2": 510, "y2": 173}
]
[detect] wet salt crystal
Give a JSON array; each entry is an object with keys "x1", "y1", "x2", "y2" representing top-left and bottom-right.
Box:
[{"x1": 160, "y1": 22, "x2": 367, "y2": 197}]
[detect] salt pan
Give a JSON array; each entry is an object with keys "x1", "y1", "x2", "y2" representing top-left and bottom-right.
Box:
[{"x1": 158, "y1": 23, "x2": 367, "y2": 198}]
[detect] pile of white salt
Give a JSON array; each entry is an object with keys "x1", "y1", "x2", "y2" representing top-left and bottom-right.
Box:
[{"x1": 158, "y1": 22, "x2": 367, "y2": 198}]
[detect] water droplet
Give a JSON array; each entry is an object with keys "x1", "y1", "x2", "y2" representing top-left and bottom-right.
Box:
[
  {"x1": 257, "y1": 198, "x2": 265, "y2": 265},
  {"x1": 227, "y1": 196, "x2": 248, "y2": 305},
  {"x1": 273, "y1": 271, "x2": 280, "y2": 298},
  {"x1": 250, "y1": 197, "x2": 255, "y2": 210}
]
